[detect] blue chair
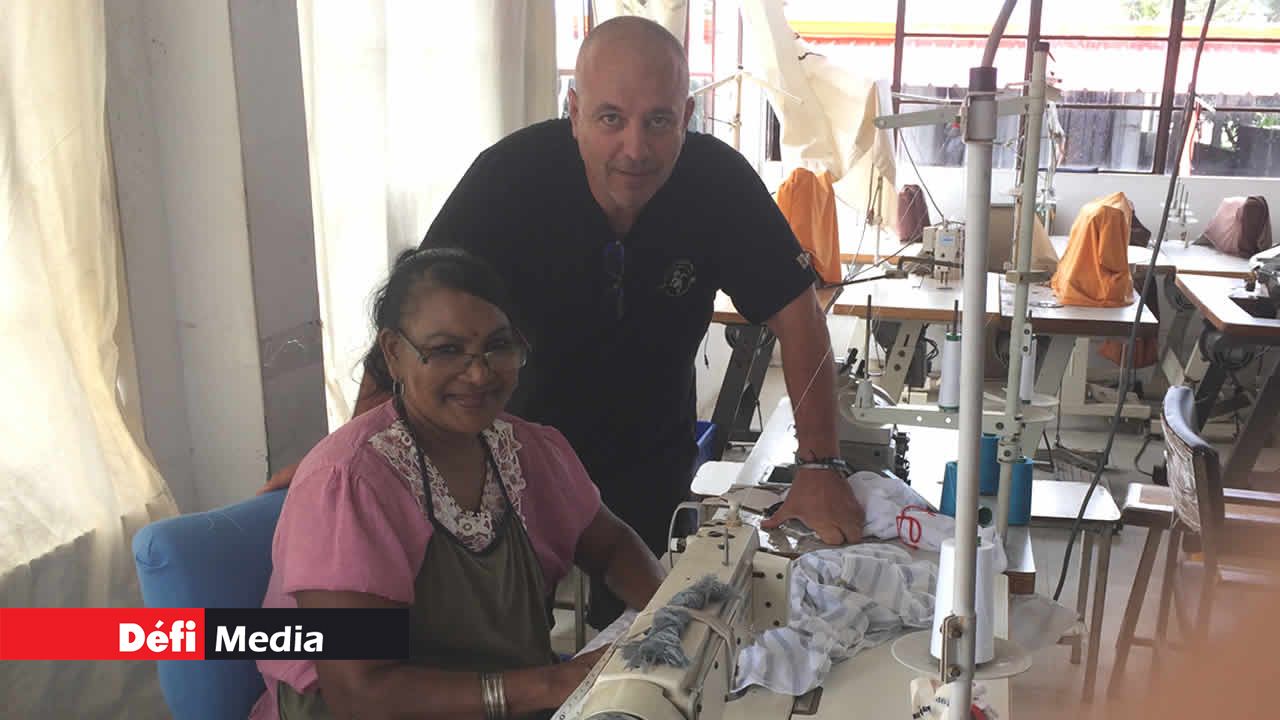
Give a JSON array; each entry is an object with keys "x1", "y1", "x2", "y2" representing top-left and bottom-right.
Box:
[{"x1": 133, "y1": 490, "x2": 286, "y2": 720}]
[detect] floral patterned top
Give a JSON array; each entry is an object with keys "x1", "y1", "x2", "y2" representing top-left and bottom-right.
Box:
[{"x1": 368, "y1": 417, "x2": 526, "y2": 553}]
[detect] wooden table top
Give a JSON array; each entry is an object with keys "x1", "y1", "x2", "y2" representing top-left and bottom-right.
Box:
[
  {"x1": 1160, "y1": 241, "x2": 1252, "y2": 279},
  {"x1": 831, "y1": 273, "x2": 1002, "y2": 324},
  {"x1": 712, "y1": 286, "x2": 841, "y2": 325},
  {"x1": 999, "y1": 279, "x2": 1159, "y2": 338},
  {"x1": 1049, "y1": 235, "x2": 1174, "y2": 273},
  {"x1": 1174, "y1": 274, "x2": 1280, "y2": 340}
]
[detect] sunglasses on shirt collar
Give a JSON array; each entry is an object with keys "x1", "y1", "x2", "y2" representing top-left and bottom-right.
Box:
[{"x1": 603, "y1": 240, "x2": 625, "y2": 321}]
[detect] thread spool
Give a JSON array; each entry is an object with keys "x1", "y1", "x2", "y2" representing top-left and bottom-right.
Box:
[
  {"x1": 931, "y1": 537, "x2": 997, "y2": 664},
  {"x1": 1007, "y1": 457, "x2": 1034, "y2": 526},
  {"x1": 941, "y1": 461, "x2": 994, "y2": 525},
  {"x1": 938, "y1": 333, "x2": 962, "y2": 410},
  {"x1": 980, "y1": 434, "x2": 999, "y2": 496},
  {"x1": 1019, "y1": 335, "x2": 1037, "y2": 403}
]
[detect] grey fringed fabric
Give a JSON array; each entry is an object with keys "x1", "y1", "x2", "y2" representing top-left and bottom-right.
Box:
[{"x1": 619, "y1": 574, "x2": 734, "y2": 670}]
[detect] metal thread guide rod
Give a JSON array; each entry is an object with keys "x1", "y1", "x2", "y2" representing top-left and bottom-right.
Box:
[
  {"x1": 951, "y1": 60, "x2": 999, "y2": 717},
  {"x1": 996, "y1": 43, "x2": 1050, "y2": 542},
  {"x1": 866, "y1": 4, "x2": 1031, "y2": 713},
  {"x1": 855, "y1": 296, "x2": 877, "y2": 409}
]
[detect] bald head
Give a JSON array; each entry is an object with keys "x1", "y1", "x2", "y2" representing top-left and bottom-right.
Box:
[{"x1": 575, "y1": 16, "x2": 690, "y2": 100}]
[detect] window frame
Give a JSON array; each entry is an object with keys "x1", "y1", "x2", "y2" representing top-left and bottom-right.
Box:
[{"x1": 808, "y1": 0, "x2": 1280, "y2": 176}]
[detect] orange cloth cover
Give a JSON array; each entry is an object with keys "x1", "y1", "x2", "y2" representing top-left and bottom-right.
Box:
[
  {"x1": 1050, "y1": 192, "x2": 1135, "y2": 307},
  {"x1": 776, "y1": 168, "x2": 841, "y2": 284}
]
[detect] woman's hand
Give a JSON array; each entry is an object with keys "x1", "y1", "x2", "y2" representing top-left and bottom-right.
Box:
[{"x1": 548, "y1": 647, "x2": 608, "y2": 705}]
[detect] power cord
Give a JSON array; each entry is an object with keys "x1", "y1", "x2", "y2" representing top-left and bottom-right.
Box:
[{"x1": 1052, "y1": 0, "x2": 1219, "y2": 602}]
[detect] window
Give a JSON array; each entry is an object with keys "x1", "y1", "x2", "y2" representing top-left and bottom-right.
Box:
[
  {"x1": 1172, "y1": 35, "x2": 1280, "y2": 175},
  {"x1": 554, "y1": 1, "x2": 727, "y2": 134},
  {"x1": 555, "y1": 0, "x2": 590, "y2": 117},
  {"x1": 784, "y1": 0, "x2": 1280, "y2": 177}
]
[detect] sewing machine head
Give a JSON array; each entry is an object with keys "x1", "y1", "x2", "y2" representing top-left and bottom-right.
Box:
[
  {"x1": 1250, "y1": 245, "x2": 1280, "y2": 302},
  {"x1": 573, "y1": 515, "x2": 790, "y2": 720},
  {"x1": 921, "y1": 224, "x2": 965, "y2": 286}
]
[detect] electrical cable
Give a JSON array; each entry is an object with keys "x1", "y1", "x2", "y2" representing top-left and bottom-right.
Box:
[
  {"x1": 1051, "y1": 0, "x2": 1219, "y2": 602},
  {"x1": 924, "y1": 337, "x2": 940, "y2": 362},
  {"x1": 900, "y1": 136, "x2": 946, "y2": 221},
  {"x1": 1133, "y1": 433, "x2": 1155, "y2": 477},
  {"x1": 1041, "y1": 430, "x2": 1057, "y2": 475}
]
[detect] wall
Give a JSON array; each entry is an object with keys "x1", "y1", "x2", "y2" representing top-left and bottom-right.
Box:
[
  {"x1": 107, "y1": 0, "x2": 331, "y2": 511},
  {"x1": 228, "y1": 0, "x2": 327, "y2": 476}
]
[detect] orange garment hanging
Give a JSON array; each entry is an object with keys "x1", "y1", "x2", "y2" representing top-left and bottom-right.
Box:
[
  {"x1": 1050, "y1": 191, "x2": 1135, "y2": 307},
  {"x1": 776, "y1": 167, "x2": 841, "y2": 285}
]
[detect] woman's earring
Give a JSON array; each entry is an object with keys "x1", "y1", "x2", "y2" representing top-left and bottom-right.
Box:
[{"x1": 392, "y1": 378, "x2": 405, "y2": 397}]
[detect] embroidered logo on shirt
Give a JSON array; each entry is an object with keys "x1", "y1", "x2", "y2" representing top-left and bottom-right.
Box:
[{"x1": 660, "y1": 259, "x2": 696, "y2": 297}]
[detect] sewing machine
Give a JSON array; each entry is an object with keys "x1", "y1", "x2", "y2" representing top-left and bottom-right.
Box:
[
  {"x1": 1249, "y1": 244, "x2": 1280, "y2": 302},
  {"x1": 571, "y1": 513, "x2": 791, "y2": 720},
  {"x1": 920, "y1": 224, "x2": 965, "y2": 286},
  {"x1": 563, "y1": 459, "x2": 1018, "y2": 720}
]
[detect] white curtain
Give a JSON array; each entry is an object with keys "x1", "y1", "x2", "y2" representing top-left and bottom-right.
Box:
[
  {"x1": 592, "y1": 0, "x2": 690, "y2": 43},
  {"x1": 299, "y1": 0, "x2": 558, "y2": 430},
  {"x1": 0, "y1": 1, "x2": 178, "y2": 715},
  {"x1": 739, "y1": 0, "x2": 898, "y2": 224}
]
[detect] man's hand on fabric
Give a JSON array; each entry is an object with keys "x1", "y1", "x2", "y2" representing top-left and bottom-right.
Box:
[{"x1": 760, "y1": 468, "x2": 864, "y2": 545}]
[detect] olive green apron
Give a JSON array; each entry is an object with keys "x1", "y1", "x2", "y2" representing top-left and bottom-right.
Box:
[{"x1": 278, "y1": 441, "x2": 554, "y2": 718}]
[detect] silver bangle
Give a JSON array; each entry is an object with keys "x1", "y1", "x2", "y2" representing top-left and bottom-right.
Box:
[{"x1": 480, "y1": 672, "x2": 507, "y2": 720}]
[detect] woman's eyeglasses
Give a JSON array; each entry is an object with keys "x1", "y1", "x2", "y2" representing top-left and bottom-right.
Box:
[
  {"x1": 397, "y1": 329, "x2": 529, "y2": 374},
  {"x1": 604, "y1": 240, "x2": 625, "y2": 320}
]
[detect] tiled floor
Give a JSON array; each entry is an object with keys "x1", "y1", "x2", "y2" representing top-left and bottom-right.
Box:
[{"x1": 555, "y1": 357, "x2": 1247, "y2": 719}]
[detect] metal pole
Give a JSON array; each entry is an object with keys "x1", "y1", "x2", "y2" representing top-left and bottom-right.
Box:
[
  {"x1": 996, "y1": 43, "x2": 1048, "y2": 540},
  {"x1": 951, "y1": 63, "x2": 998, "y2": 719}
]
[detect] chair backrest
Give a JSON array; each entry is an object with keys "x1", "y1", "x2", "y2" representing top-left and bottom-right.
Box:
[
  {"x1": 1161, "y1": 386, "x2": 1225, "y2": 569},
  {"x1": 132, "y1": 490, "x2": 286, "y2": 720}
]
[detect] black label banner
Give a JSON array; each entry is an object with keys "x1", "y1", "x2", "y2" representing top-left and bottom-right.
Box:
[{"x1": 204, "y1": 608, "x2": 411, "y2": 660}]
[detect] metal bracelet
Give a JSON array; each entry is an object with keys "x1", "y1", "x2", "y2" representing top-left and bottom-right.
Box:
[
  {"x1": 480, "y1": 672, "x2": 507, "y2": 720},
  {"x1": 793, "y1": 457, "x2": 854, "y2": 477}
]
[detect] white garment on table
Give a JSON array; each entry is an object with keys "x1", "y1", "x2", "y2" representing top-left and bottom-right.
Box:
[
  {"x1": 733, "y1": 543, "x2": 936, "y2": 695},
  {"x1": 847, "y1": 471, "x2": 1008, "y2": 573}
]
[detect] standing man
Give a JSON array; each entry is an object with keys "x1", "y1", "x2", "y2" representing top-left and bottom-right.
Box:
[
  {"x1": 265, "y1": 16, "x2": 863, "y2": 628},
  {"x1": 422, "y1": 16, "x2": 862, "y2": 626}
]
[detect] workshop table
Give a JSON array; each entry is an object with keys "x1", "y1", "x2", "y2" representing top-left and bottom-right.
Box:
[
  {"x1": 1174, "y1": 274, "x2": 1280, "y2": 488},
  {"x1": 831, "y1": 274, "x2": 1002, "y2": 402},
  {"x1": 1160, "y1": 242, "x2": 1253, "y2": 279},
  {"x1": 1153, "y1": 242, "x2": 1252, "y2": 388},
  {"x1": 999, "y1": 279, "x2": 1159, "y2": 422}
]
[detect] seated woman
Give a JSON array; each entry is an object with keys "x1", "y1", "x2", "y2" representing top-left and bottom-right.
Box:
[{"x1": 251, "y1": 248, "x2": 666, "y2": 720}]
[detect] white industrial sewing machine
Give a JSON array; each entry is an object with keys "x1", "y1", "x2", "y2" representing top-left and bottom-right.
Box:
[
  {"x1": 567, "y1": 511, "x2": 791, "y2": 720},
  {"x1": 560, "y1": 495, "x2": 1018, "y2": 720},
  {"x1": 920, "y1": 223, "x2": 966, "y2": 287}
]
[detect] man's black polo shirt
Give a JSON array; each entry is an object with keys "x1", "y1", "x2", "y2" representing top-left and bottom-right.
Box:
[{"x1": 421, "y1": 119, "x2": 813, "y2": 506}]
